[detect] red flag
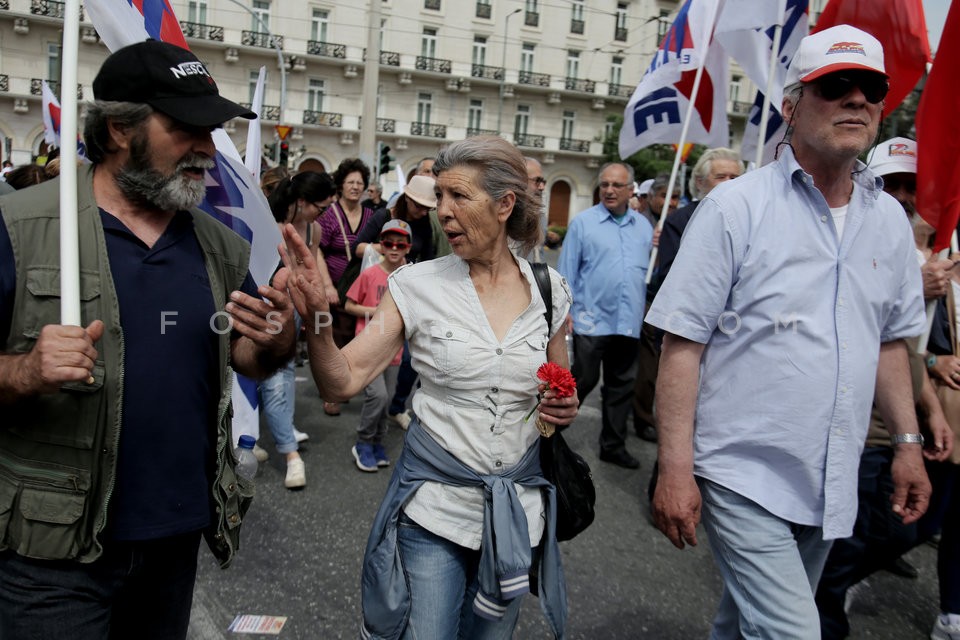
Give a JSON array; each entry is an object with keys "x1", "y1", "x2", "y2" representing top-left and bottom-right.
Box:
[
  {"x1": 916, "y1": 0, "x2": 960, "y2": 252},
  {"x1": 813, "y1": 0, "x2": 931, "y2": 117}
]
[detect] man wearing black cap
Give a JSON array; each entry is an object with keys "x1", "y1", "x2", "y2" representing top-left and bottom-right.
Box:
[{"x1": 0, "y1": 40, "x2": 296, "y2": 638}]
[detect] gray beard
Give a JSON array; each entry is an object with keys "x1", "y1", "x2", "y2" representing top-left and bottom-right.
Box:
[{"x1": 115, "y1": 136, "x2": 214, "y2": 212}]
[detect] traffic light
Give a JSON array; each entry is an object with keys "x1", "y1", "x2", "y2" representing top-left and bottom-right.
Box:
[
  {"x1": 279, "y1": 141, "x2": 289, "y2": 167},
  {"x1": 378, "y1": 142, "x2": 395, "y2": 176},
  {"x1": 263, "y1": 141, "x2": 277, "y2": 161}
]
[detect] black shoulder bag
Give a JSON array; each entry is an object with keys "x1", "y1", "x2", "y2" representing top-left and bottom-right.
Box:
[{"x1": 530, "y1": 262, "x2": 596, "y2": 542}]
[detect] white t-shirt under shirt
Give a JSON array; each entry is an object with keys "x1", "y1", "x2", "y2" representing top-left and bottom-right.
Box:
[
  {"x1": 830, "y1": 203, "x2": 848, "y2": 241},
  {"x1": 388, "y1": 254, "x2": 572, "y2": 549}
]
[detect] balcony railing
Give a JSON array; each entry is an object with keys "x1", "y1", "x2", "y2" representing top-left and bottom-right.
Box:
[
  {"x1": 0, "y1": 0, "x2": 9, "y2": 9},
  {"x1": 570, "y1": 19, "x2": 584, "y2": 34},
  {"x1": 424, "y1": 0, "x2": 441, "y2": 9},
  {"x1": 559, "y1": 138, "x2": 591, "y2": 153},
  {"x1": 410, "y1": 122, "x2": 447, "y2": 139},
  {"x1": 467, "y1": 127, "x2": 499, "y2": 137},
  {"x1": 303, "y1": 111, "x2": 342, "y2": 127},
  {"x1": 514, "y1": 133, "x2": 545, "y2": 148},
  {"x1": 730, "y1": 100, "x2": 752, "y2": 116},
  {"x1": 607, "y1": 82, "x2": 633, "y2": 98},
  {"x1": 32, "y1": 78, "x2": 82, "y2": 99},
  {"x1": 242, "y1": 30, "x2": 283, "y2": 50},
  {"x1": 363, "y1": 49, "x2": 400, "y2": 66},
  {"x1": 564, "y1": 77, "x2": 596, "y2": 93},
  {"x1": 179, "y1": 21, "x2": 224, "y2": 41},
  {"x1": 0, "y1": 75, "x2": 8, "y2": 92},
  {"x1": 360, "y1": 117, "x2": 397, "y2": 133},
  {"x1": 475, "y1": 2, "x2": 491, "y2": 19},
  {"x1": 524, "y1": 11, "x2": 539, "y2": 27},
  {"x1": 518, "y1": 71, "x2": 550, "y2": 87},
  {"x1": 471, "y1": 64, "x2": 503, "y2": 81},
  {"x1": 240, "y1": 103, "x2": 280, "y2": 120},
  {"x1": 416, "y1": 56, "x2": 452, "y2": 74},
  {"x1": 31, "y1": 0, "x2": 82, "y2": 19},
  {"x1": 307, "y1": 40, "x2": 346, "y2": 59},
  {"x1": 614, "y1": 26, "x2": 628, "y2": 42}
]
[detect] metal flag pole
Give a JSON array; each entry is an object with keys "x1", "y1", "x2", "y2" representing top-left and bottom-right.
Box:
[
  {"x1": 755, "y1": 0, "x2": 786, "y2": 169},
  {"x1": 59, "y1": 0, "x2": 81, "y2": 325}
]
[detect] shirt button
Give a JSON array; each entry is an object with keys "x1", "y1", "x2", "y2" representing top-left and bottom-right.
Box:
[
  {"x1": 445, "y1": 331, "x2": 453, "y2": 338},
  {"x1": 820, "y1": 215, "x2": 828, "y2": 222},
  {"x1": 495, "y1": 460, "x2": 502, "y2": 467},
  {"x1": 496, "y1": 348, "x2": 503, "y2": 355},
  {"x1": 491, "y1": 387, "x2": 499, "y2": 393}
]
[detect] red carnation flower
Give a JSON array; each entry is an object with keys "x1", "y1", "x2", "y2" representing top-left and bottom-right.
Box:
[{"x1": 524, "y1": 362, "x2": 577, "y2": 422}]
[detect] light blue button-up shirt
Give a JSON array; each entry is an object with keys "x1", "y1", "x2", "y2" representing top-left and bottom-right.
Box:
[
  {"x1": 557, "y1": 204, "x2": 653, "y2": 338},
  {"x1": 645, "y1": 148, "x2": 925, "y2": 539}
]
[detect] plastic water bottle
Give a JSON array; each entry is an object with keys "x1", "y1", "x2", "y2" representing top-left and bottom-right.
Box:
[{"x1": 234, "y1": 435, "x2": 258, "y2": 482}]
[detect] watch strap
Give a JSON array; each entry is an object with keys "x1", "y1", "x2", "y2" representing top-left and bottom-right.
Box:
[{"x1": 890, "y1": 433, "x2": 924, "y2": 447}]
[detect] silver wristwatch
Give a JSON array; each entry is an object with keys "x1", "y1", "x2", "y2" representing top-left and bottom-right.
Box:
[{"x1": 890, "y1": 433, "x2": 924, "y2": 447}]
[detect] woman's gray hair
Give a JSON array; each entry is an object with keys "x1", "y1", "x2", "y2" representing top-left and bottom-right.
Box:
[
  {"x1": 83, "y1": 101, "x2": 154, "y2": 164},
  {"x1": 432, "y1": 135, "x2": 541, "y2": 255},
  {"x1": 689, "y1": 147, "x2": 741, "y2": 199}
]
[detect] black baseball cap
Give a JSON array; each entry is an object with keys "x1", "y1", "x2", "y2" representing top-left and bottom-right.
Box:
[{"x1": 92, "y1": 40, "x2": 255, "y2": 127}]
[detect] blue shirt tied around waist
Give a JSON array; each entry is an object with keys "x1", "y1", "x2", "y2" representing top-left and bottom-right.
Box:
[{"x1": 360, "y1": 419, "x2": 566, "y2": 640}]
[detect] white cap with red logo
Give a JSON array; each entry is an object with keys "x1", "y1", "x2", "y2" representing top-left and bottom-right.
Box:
[
  {"x1": 784, "y1": 25, "x2": 887, "y2": 89},
  {"x1": 866, "y1": 137, "x2": 917, "y2": 177}
]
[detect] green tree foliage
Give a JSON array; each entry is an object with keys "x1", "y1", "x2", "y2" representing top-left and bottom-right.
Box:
[{"x1": 601, "y1": 115, "x2": 704, "y2": 196}]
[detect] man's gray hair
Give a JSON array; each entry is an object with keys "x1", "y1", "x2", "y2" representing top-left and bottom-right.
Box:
[
  {"x1": 599, "y1": 161, "x2": 635, "y2": 184},
  {"x1": 83, "y1": 101, "x2": 154, "y2": 164},
  {"x1": 433, "y1": 135, "x2": 541, "y2": 254},
  {"x1": 689, "y1": 147, "x2": 741, "y2": 199}
]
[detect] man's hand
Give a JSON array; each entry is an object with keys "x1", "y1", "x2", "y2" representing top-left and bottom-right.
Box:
[
  {"x1": 923, "y1": 410, "x2": 954, "y2": 462},
  {"x1": 226, "y1": 270, "x2": 296, "y2": 360},
  {"x1": 652, "y1": 471, "x2": 701, "y2": 550},
  {"x1": 921, "y1": 257, "x2": 954, "y2": 299},
  {"x1": 890, "y1": 446, "x2": 931, "y2": 524},
  {"x1": 928, "y1": 355, "x2": 960, "y2": 390},
  {"x1": 20, "y1": 320, "x2": 104, "y2": 393}
]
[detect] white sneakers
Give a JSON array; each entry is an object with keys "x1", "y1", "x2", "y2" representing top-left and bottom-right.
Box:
[
  {"x1": 284, "y1": 457, "x2": 306, "y2": 489},
  {"x1": 932, "y1": 615, "x2": 960, "y2": 640},
  {"x1": 252, "y1": 444, "x2": 269, "y2": 463},
  {"x1": 294, "y1": 428, "x2": 310, "y2": 443}
]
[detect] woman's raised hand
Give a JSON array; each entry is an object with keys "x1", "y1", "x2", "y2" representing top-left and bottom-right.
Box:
[{"x1": 280, "y1": 223, "x2": 331, "y2": 324}]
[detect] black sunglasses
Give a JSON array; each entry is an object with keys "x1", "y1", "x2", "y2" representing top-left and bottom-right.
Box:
[{"x1": 814, "y1": 71, "x2": 889, "y2": 104}]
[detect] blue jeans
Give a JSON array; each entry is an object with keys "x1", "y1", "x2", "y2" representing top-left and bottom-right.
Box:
[
  {"x1": 358, "y1": 366, "x2": 398, "y2": 443},
  {"x1": 0, "y1": 531, "x2": 201, "y2": 640},
  {"x1": 396, "y1": 512, "x2": 524, "y2": 640},
  {"x1": 389, "y1": 341, "x2": 417, "y2": 416},
  {"x1": 699, "y1": 478, "x2": 834, "y2": 640},
  {"x1": 259, "y1": 313, "x2": 301, "y2": 455}
]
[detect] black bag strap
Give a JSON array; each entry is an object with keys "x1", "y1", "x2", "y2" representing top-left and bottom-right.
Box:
[{"x1": 530, "y1": 262, "x2": 552, "y2": 338}]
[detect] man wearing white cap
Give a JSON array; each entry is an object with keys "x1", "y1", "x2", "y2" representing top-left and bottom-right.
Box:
[{"x1": 646, "y1": 25, "x2": 931, "y2": 638}]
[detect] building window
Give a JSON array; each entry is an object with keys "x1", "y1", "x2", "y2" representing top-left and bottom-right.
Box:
[
  {"x1": 570, "y1": 0, "x2": 584, "y2": 33},
  {"x1": 421, "y1": 27, "x2": 437, "y2": 58},
  {"x1": 472, "y1": 36, "x2": 487, "y2": 66},
  {"x1": 468, "y1": 99, "x2": 483, "y2": 131},
  {"x1": 615, "y1": 3, "x2": 628, "y2": 41},
  {"x1": 514, "y1": 104, "x2": 530, "y2": 136},
  {"x1": 561, "y1": 111, "x2": 575, "y2": 141},
  {"x1": 566, "y1": 51, "x2": 580, "y2": 79},
  {"x1": 424, "y1": 0, "x2": 441, "y2": 10},
  {"x1": 476, "y1": 0, "x2": 491, "y2": 19},
  {"x1": 658, "y1": 9, "x2": 670, "y2": 40},
  {"x1": 610, "y1": 56, "x2": 623, "y2": 86},
  {"x1": 311, "y1": 9, "x2": 329, "y2": 42},
  {"x1": 308, "y1": 78, "x2": 325, "y2": 111},
  {"x1": 417, "y1": 92, "x2": 433, "y2": 124},
  {"x1": 729, "y1": 75, "x2": 741, "y2": 104},
  {"x1": 187, "y1": 0, "x2": 207, "y2": 24},
  {"x1": 520, "y1": 43, "x2": 535, "y2": 73},
  {"x1": 525, "y1": 0, "x2": 538, "y2": 12},
  {"x1": 47, "y1": 42, "x2": 60, "y2": 83},
  {"x1": 252, "y1": 0, "x2": 270, "y2": 32},
  {"x1": 248, "y1": 70, "x2": 262, "y2": 103}
]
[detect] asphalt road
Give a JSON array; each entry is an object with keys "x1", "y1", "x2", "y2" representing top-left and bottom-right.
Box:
[{"x1": 189, "y1": 250, "x2": 943, "y2": 639}]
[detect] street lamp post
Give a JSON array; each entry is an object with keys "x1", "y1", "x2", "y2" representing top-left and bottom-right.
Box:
[
  {"x1": 496, "y1": 8, "x2": 522, "y2": 136},
  {"x1": 225, "y1": 0, "x2": 286, "y2": 163}
]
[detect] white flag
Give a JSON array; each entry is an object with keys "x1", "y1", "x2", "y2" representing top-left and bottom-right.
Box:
[{"x1": 244, "y1": 67, "x2": 266, "y2": 179}]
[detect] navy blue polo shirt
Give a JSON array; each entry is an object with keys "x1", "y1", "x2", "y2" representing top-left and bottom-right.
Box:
[{"x1": 0, "y1": 209, "x2": 257, "y2": 541}]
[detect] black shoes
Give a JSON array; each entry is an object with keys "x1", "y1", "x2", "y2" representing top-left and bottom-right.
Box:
[
  {"x1": 599, "y1": 449, "x2": 640, "y2": 469},
  {"x1": 637, "y1": 424, "x2": 658, "y2": 443}
]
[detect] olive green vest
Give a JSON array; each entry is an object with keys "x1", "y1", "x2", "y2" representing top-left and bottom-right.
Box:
[{"x1": 0, "y1": 165, "x2": 253, "y2": 566}]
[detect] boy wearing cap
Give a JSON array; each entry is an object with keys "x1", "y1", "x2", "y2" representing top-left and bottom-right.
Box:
[
  {"x1": 0, "y1": 40, "x2": 296, "y2": 638},
  {"x1": 647, "y1": 26, "x2": 930, "y2": 638},
  {"x1": 345, "y1": 219, "x2": 412, "y2": 471}
]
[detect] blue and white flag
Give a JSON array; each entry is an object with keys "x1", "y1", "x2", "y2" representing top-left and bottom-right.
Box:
[{"x1": 619, "y1": 0, "x2": 728, "y2": 158}]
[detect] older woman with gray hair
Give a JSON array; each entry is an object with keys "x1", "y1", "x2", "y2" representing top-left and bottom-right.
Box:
[{"x1": 282, "y1": 135, "x2": 577, "y2": 639}]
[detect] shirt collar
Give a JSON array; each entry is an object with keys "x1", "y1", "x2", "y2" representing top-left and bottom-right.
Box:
[{"x1": 777, "y1": 145, "x2": 883, "y2": 199}]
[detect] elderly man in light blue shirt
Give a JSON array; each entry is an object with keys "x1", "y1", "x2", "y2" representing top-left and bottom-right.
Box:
[
  {"x1": 558, "y1": 161, "x2": 653, "y2": 469},
  {"x1": 646, "y1": 26, "x2": 931, "y2": 639}
]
